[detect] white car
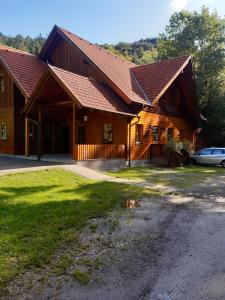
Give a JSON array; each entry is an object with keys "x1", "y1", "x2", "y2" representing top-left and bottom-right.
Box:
[{"x1": 190, "y1": 148, "x2": 225, "y2": 167}]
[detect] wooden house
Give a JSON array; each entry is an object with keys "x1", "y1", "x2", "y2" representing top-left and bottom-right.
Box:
[{"x1": 0, "y1": 25, "x2": 202, "y2": 167}]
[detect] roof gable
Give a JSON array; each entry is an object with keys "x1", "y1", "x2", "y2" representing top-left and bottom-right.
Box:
[
  {"x1": 39, "y1": 26, "x2": 147, "y2": 105},
  {"x1": 0, "y1": 44, "x2": 46, "y2": 98},
  {"x1": 131, "y1": 55, "x2": 191, "y2": 104},
  {"x1": 25, "y1": 64, "x2": 136, "y2": 116}
]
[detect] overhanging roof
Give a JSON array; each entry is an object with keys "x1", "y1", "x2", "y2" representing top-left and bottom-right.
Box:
[
  {"x1": 24, "y1": 64, "x2": 137, "y2": 117},
  {"x1": 131, "y1": 55, "x2": 192, "y2": 104},
  {"x1": 0, "y1": 44, "x2": 46, "y2": 98}
]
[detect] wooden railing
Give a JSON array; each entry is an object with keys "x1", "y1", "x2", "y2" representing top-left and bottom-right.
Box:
[{"x1": 74, "y1": 144, "x2": 126, "y2": 160}]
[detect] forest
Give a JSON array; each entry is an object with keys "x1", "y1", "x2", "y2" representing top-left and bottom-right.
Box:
[{"x1": 0, "y1": 7, "x2": 224, "y2": 145}]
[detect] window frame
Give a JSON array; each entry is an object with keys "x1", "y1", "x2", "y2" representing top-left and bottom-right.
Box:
[
  {"x1": 135, "y1": 124, "x2": 143, "y2": 144},
  {"x1": 167, "y1": 128, "x2": 174, "y2": 140},
  {"x1": 103, "y1": 123, "x2": 113, "y2": 144},
  {"x1": 152, "y1": 126, "x2": 159, "y2": 142},
  {"x1": 0, "y1": 74, "x2": 5, "y2": 93},
  {"x1": 0, "y1": 122, "x2": 7, "y2": 141}
]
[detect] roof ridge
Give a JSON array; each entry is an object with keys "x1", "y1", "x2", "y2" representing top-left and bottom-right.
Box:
[
  {"x1": 58, "y1": 26, "x2": 136, "y2": 68},
  {"x1": 131, "y1": 55, "x2": 191, "y2": 70},
  {"x1": 0, "y1": 43, "x2": 35, "y2": 56}
]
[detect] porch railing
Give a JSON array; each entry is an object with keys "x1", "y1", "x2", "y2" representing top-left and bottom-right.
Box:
[{"x1": 74, "y1": 144, "x2": 126, "y2": 160}]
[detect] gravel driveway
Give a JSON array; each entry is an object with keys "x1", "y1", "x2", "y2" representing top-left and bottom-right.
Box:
[{"x1": 3, "y1": 164, "x2": 225, "y2": 300}]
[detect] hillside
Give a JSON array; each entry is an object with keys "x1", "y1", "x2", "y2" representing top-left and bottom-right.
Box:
[{"x1": 0, "y1": 32, "x2": 158, "y2": 64}]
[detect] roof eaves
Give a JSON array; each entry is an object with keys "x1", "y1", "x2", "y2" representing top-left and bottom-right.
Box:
[
  {"x1": 0, "y1": 55, "x2": 28, "y2": 98},
  {"x1": 38, "y1": 25, "x2": 59, "y2": 59},
  {"x1": 152, "y1": 55, "x2": 191, "y2": 105},
  {"x1": 23, "y1": 68, "x2": 51, "y2": 113}
]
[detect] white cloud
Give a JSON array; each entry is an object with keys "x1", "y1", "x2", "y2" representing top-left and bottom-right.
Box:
[
  {"x1": 169, "y1": 0, "x2": 216, "y2": 12},
  {"x1": 169, "y1": 0, "x2": 189, "y2": 11}
]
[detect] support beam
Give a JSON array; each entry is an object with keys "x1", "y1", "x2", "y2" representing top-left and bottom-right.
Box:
[
  {"x1": 25, "y1": 117, "x2": 30, "y2": 157},
  {"x1": 72, "y1": 102, "x2": 77, "y2": 160},
  {"x1": 38, "y1": 105, "x2": 42, "y2": 158},
  {"x1": 25, "y1": 97, "x2": 30, "y2": 156}
]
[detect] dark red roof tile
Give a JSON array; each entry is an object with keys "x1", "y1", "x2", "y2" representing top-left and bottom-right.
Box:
[
  {"x1": 0, "y1": 44, "x2": 46, "y2": 97},
  {"x1": 131, "y1": 55, "x2": 191, "y2": 103},
  {"x1": 50, "y1": 65, "x2": 136, "y2": 116},
  {"x1": 57, "y1": 27, "x2": 147, "y2": 105}
]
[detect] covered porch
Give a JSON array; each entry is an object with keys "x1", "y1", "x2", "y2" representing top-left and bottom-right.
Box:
[{"x1": 24, "y1": 65, "x2": 134, "y2": 162}]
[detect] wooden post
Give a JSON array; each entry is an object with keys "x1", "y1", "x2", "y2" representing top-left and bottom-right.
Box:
[
  {"x1": 38, "y1": 106, "x2": 42, "y2": 157},
  {"x1": 25, "y1": 117, "x2": 30, "y2": 156},
  {"x1": 72, "y1": 102, "x2": 77, "y2": 160}
]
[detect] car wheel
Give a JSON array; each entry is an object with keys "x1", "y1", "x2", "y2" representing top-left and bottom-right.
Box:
[
  {"x1": 221, "y1": 160, "x2": 225, "y2": 168},
  {"x1": 189, "y1": 158, "x2": 196, "y2": 165}
]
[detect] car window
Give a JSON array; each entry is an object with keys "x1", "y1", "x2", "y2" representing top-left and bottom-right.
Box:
[
  {"x1": 200, "y1": 149, "x2": 213, "y2": 155},
  {"x1": 212, "y1": 149, "x2": 224, "y2": 155}
]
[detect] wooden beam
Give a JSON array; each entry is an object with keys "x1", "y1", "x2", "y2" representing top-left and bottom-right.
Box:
[
  {"x1": 25, "y1": 117, "x2": 29, "y2": 156},
  {"x1": 72, "y1": 102, "x2": 77, "y2": 160},
  {"x1": 47, "y1": 101, "x2": 72, "y2": 106},
  {"x1": 25, "y1": 97, "x2": 30, "y2": 156},
  {"x1": 38, "y1": 105, "x2": 42, "y2": 157}
]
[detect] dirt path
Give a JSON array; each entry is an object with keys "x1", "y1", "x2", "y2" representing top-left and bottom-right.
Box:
[{"x1": 3, "y1": 170, "x2": 225, "y2": 300}]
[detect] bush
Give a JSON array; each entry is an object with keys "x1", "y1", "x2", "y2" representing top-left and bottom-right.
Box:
[{"x1": 164, "y1": 139, "x2": 192, "y2": 167}]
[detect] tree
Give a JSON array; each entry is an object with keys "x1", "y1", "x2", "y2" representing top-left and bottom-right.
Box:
[
  {"x1": 157, "y1": 7, "x2": 225, "y2": 145},
  {"x1": 0, "y1": 33, "x2": 46, "y2": 55}
]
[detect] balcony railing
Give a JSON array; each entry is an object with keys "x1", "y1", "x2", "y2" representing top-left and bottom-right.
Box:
[{"x1": 74, "y1": 144, "x2": 126, "y2": 160}]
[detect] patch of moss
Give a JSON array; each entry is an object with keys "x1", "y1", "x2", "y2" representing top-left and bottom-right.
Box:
[
  {"x1": 72, "y1": 269, "x2": 90, "y2": 285},
  {"x1": 54, "y1": 255, "x2": 73, "y2": 275}
]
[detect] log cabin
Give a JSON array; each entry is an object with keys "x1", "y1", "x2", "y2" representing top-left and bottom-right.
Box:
[{"x1": 0, "y1": 25, "x2": 202, "y2": 168}]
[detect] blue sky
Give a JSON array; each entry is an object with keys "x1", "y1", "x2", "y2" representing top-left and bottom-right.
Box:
[{"x1": 0, "y1": 0, "x2": 224, "y2": 44}]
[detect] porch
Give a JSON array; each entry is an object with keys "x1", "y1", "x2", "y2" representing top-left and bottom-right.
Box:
[{"x1": 24, "y1": 65, "x2": 135, "y2": 163}]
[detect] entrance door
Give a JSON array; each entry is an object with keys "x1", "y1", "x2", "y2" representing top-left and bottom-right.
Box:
[
  {"x1": 61, "y1": 126, "x2": 70, "y2": 153},
  {"x1": 78, "y1": 126, "x2": 86, "y2": 144}
]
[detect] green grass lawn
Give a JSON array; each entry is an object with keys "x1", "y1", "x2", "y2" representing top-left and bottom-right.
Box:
[
  {"x1": 108, "y1": 165, "x2": 225, "y2": 189},
  {"x1": 0, "y1": 168, "x2": 157, "y2": 291}
]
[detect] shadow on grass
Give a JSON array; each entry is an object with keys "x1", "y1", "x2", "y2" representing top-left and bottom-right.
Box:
[
  {"x1": 0, "y1": 176, "x2": 160, "y2": 290},
  {"x1": 1, "y1": 167, "x2": 225, "y2": 292},
  {"x1": 109, "y1": 165, "x2": 225, "y2": 189}
]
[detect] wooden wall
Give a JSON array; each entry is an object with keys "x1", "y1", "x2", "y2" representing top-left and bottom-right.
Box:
[
  {"x1": 77, "y1": 110, "x2": 128, "y2": 145},
  {"x1": 129, "y1": 110, "x2": 195, "y2": 160},
  {"x1": 14, "y1": 85, "x2": 25, "y2": 155},
  {"x1": 0, "y1": 64, "x2": 14, "y2": 154},
  {"x1": 49, "y1": 37, "x2": 101, "y2": 81}
]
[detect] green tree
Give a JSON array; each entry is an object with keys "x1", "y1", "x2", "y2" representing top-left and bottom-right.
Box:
[{"x1": 157, "y1": 7, "x2": 225, "y2": 145}]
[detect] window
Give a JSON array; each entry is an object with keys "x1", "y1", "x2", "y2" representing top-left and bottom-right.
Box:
[
  {"x1": 0, "y1": 74, "x2": 4, "y2": 93},
  {"x1": 103, "y1": 123, "x2": 113, "y2": 144},
  {"x1": 212, "y1": 149, "x2": 225, "y2": 155},
  {"x1": 0, "y1": 122, "x2": 7, "y2": 140},
  {"x1": 179, "y1": 129, "x2": 184, "y2": 141},
  {"x1": 153, "y1": 126, "x2": 159, "y2": 142},
  {"x1": 135, "y1": 124, "x2": 143, "y2": 144},
  {"x1": 200, "y1": 149, "x2": 213, "y2": 155},
  {"x1": 167, "y1": 128, "x2": 174, "y2": 140}
]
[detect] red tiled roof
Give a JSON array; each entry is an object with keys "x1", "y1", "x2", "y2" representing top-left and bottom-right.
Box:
[
  {"x1": 49, "y1": 65, "x2": 136, "y2": 116},
  {"x1": 131, "y1": 55, "x2": 191, "y2": 104},
  {"x1": 0, "y1": 44, "x2": 46, "y2": 97},
  {"x1": 55, "y1": 27, "x2": 147, "y2": 105}
]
